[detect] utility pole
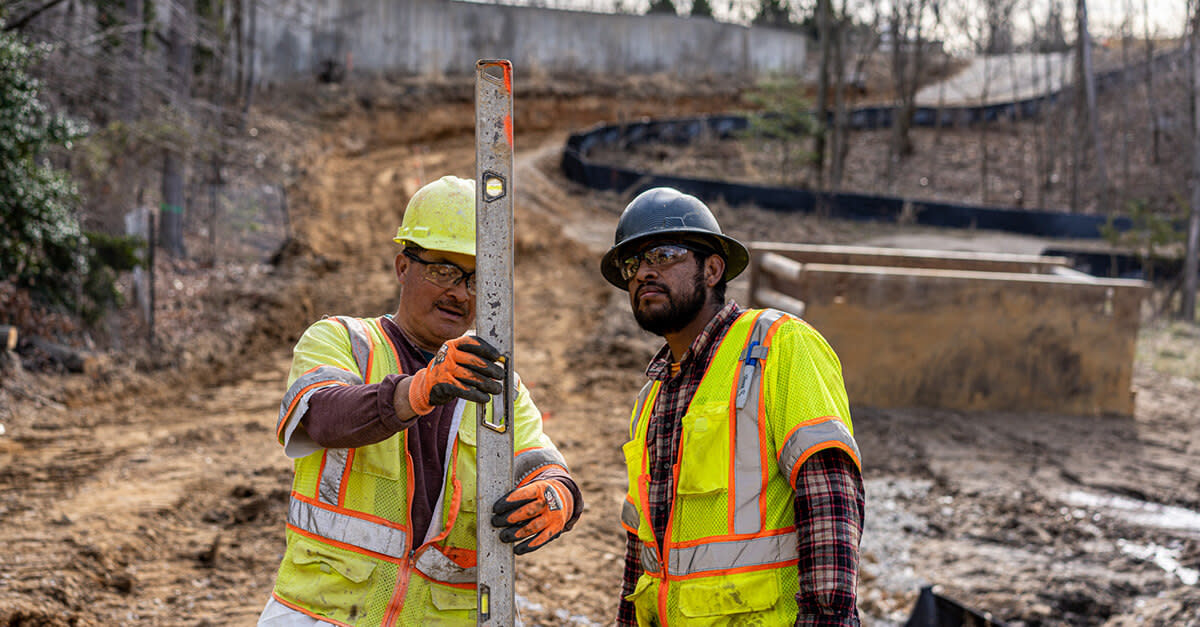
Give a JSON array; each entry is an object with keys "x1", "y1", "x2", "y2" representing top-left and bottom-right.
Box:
[{"x1": 474, "y1": 59, "x2": 517, "y2": 626}]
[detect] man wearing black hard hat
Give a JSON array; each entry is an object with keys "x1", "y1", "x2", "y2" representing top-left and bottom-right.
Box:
[{"x1": 604, "y1": 187, "x2": 865, "y2": 626}]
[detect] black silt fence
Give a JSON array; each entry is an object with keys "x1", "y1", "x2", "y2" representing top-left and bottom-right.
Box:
[{"x1": 562, "y1": 48, "x2": 1187, "y2": 241}]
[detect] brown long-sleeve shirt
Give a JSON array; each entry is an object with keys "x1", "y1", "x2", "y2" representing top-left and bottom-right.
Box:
[{"x1": 301, "y1": 316, "x2": 581, "y2": 544}]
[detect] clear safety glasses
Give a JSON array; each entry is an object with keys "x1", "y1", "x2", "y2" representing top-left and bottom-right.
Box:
[
  {"x1": 404, "y1": 249, "x2": 476, "y2": 294},
  {"x1": 619, "y1": 243, "x2": 709, "y2": 282}
]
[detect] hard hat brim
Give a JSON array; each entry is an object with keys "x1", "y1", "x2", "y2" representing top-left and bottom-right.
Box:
[{"x1": 600, "y1": 229, "x2": 749, "y2": 290}]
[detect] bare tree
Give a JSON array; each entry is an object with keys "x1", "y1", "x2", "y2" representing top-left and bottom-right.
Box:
[
  {"x1": 1183, "y1": 0, "x2": 1200, "y2": 321},
  {"x1": 1143, "y1": 0, "x2": 1160, "y2": 164},
  {"x1": 1028, "y1": 3, "x2": 1046, "y2": 208},
  {"x1": 119, "y1": 0, "x2": 142, "y2": 123},
  {"x1": 830, "y1": 0, "x2": 880, "y2": 191},
  {"x1": 1074, "y1": 0, "x2": 1109, "y2": 213},
  {"x1": 814, "y1": 0, "x2": 832, "y2": 186},
  {"x1": 160, "y1": 0, "x2": 195, "y2": 259},
  {"x1": 886, "y1": 0, "x2": 930, "y2": 188}
]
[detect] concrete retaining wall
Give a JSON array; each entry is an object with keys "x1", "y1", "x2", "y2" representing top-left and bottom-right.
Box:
[
  {"x1": 251, "y1": 0, "x2": 807, "y2": 81},
  {"x1": 747, "y1": 243, "x2": 1149, "y2": 417}
]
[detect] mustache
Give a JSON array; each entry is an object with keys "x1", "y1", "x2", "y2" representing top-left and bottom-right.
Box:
[{"x1": 435, "y1": 298, "x2": 468, "y2": 315}]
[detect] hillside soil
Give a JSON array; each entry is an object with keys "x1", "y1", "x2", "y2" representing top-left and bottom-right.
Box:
[{"x1": 2, "y1": 76, "x2": 1199, "y2": 627}]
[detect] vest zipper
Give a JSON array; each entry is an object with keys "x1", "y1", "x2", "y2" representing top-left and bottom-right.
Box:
[{"x1": 658, "y1": 457, "x2": 685, "y2": 625}]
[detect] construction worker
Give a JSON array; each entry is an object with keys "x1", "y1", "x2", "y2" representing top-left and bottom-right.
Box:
[
  {"x1": 259, "y1": 176, "x2": 582, "y2": 626},
  {"x1": 602, "y1": 187, "x2": 865, "y2": 626}
]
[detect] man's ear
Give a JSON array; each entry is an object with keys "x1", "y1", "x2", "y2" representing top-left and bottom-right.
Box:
[
  {"x1": 394, "y1": 253, "x2": 408, "y2": 281},
  {"x1": 704, "y1": 255, "x2": 725, "y2": 288}
]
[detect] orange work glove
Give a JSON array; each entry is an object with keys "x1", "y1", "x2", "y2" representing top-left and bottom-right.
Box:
[
  {"x1": 408, "y1": 334, "x2": 505, "y2": 415},
  {"x1": 491, "y1": 479, "x2": 574, "y2": 555}
]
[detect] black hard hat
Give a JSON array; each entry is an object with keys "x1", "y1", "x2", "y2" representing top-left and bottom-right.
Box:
[{"x1": 600, "y1": 187, "x2": 749, "y2": 289}]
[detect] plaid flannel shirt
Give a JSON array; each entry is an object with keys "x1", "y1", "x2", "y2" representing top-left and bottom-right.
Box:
[{"x1": 617, "y1": 302, "x2": 865, "y2": 627}]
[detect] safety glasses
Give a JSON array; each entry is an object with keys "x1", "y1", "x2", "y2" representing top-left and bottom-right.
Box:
[
  {"x1": 404, "y1": 249, "x2": 476, "y2": 294},
  {"x1": 619, "y1": 243, "x2": 709, "y2": 282}
]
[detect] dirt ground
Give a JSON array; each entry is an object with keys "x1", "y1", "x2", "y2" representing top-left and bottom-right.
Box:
[{"x1": 2, "y1": 76, "x2": 1199, "y2": 627}]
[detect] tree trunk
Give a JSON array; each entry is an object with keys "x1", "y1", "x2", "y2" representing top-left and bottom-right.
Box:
[
  {"x1": 233, "y1": 0, "x2": 243, "y2": 95},
  {"x1": 1071, "y1": 27, "x2": 1084, "y2": 212},
  {"x1": 241, "y1": 0, "x2": 257, "y2": 124},
  {"x1": 981, "y1": 54, "x2": 992, "y2": 205},
  {"x1": 1077, "y1": 0, "x2": 1109, "y2": 212},
  {"x1": 830, "y1": 7, "x2": 847, "y2": 190},
  {"x1": 1144, "y1": 0, "x2": 1159, "y2": 164},
  {"x1": 1182, "y1": 6, "x2": 1200, "y2": 321},
  {"x1": 119, "y1": 0, "x2": 143, "y2": 122},
  {"x1": 814, "y1": 0, "x2": 831, "y2": 186},
  {"x1": 1029, "y1": 6, "x2": 1045, "y2": 208},
  {"x1": 886, "y1": 2, "x2": 904, "y2": 188},
  {"x1": 1119, "y1": 11, "x2": 1132, "y2": 195},
  {"x1": 1008, "y1": 38, "x2": 1024, "y2": 206},
  {"x1": 160, "y1": 0, "x2": 195, "y2": 259}
]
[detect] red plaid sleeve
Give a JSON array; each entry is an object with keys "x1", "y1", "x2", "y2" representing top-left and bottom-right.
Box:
[
  {"x1": 617, "y1": 530, "x2": 641, "y2": 626},
  {"x1": 794, "y1": 448, "x2": 866, "y2": 627}
]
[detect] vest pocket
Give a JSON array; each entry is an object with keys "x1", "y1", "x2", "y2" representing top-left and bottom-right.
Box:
[
  {"x1": 425, "y1": 582, "x2": 477, "y2": 625},
  {"x1": 276, "y1": 535, "x2": 377, "y2": 623},
  {"x1": 624, "y1": 574, "x2": 661, "y2": 626},
  {"x1": 351, "y1": 436, "x2": 404, "y2": 480},
  {"x1": 677, "y1": 404, "x2": 730, "y2": 496},
  {"x1": 677, "y1": 570, "x2": 780, "y2": 621}
]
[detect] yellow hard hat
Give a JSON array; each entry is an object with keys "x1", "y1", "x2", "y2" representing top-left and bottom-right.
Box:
[{"x1": 393, "y1": 175, "x2": 475, "y2": 256}]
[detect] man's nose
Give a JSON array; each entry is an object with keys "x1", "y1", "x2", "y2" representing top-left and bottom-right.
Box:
[
  {"x1": 634, "y1": 262, "x2": 660, "y2": 284},
  {"x1": 446, "y1": 277, "x2": 471, "y2": 300}
]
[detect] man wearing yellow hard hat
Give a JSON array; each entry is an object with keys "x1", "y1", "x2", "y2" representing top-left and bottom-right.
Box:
[{"x1": 258, "y1": 176, "x2": 582, "y2": 626}]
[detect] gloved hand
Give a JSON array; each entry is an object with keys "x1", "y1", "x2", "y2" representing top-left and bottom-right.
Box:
[
  {"x1": 408, "y1": 334, "x2": 504, "y2": 415},
  {"x1": 491, "y1": 479, "x2": 574, "y2": 555}
]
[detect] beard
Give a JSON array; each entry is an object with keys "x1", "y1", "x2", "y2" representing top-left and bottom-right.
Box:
[{"x1": 632, "y1": 264, "x2": 709, "y2": 336}]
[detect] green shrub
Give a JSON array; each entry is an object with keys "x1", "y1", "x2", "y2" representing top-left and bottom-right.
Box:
[{"x1": 0, "y1": 25, "x2": 137, "y2": 325}]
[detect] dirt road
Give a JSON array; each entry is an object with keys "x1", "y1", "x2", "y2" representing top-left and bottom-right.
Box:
[{"x1": 2, "y1": 80, "x2": 1199, "y2": 626}]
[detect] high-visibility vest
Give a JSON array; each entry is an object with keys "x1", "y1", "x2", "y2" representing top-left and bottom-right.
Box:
[
  {"x1": 620, "y1": 308, "x2": 861, "y2": 626},
  {"x1": 268, "y1": 316, "x2": 565, "y2": 626}
]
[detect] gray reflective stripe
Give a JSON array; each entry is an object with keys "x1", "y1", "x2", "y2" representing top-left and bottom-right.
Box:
[
  {"x1": 639, "y1": 541, "x2": 661, "y2": 573},
  {"x1": 514, "y1": 447, "x2": 568, "y2": 484},
  {"x1": 778, "y1": 418, "x2": 861, "y2": 480},
  {"x1": 413, "y1": 546, "x2": 476, "y2": 584},
  {"x1": 318, "y1": 448, "x2": 350, "y2": 504},
  {"x1": 734, "y1": 309, "x2": 786, "y2": 410},
  {"x1": 621, "y1": 499, "x2": 640, "y2": 530},
  {"x1": 630, "y1": 380, "x2": 655, "y2": 439},
  {"x1": 732, "y1": 309, "x2": 788, "y2": 535},
  {"x1": 288, "y1": 497, "x2": 408, "y2": 558},
  {"x1": 332, "y1": 316, "x2": 373, "y2": 378},
  {"x1": 666, "y1": 533, "x2": 797, "y2": 577},
  {"x1": 277, "y1": 366, "x2": 363, "y2": 433}
]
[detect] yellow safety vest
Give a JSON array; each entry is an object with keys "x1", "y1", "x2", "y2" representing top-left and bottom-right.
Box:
[
  {"x1": 269, "y1": 316, "x2": 565, "y2": 626},
  {"x1": 620, "y1": 309, "x2": 861, "y2": 626}
]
